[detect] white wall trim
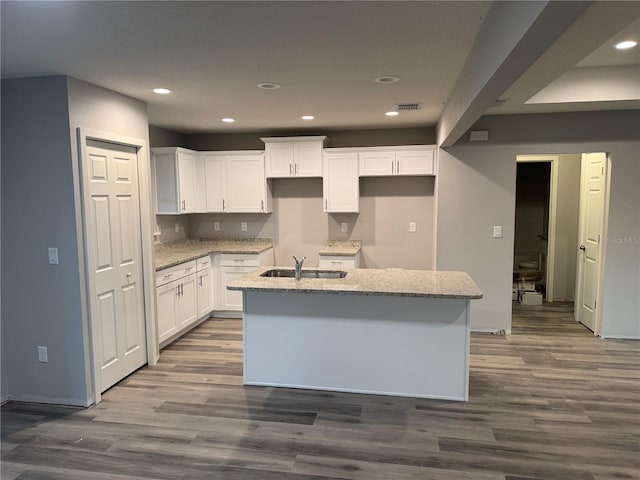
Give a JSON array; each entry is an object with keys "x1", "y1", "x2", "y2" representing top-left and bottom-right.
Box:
[
  {"x1": 77, "y1": 128, "x2": 158, "y2": 406},
  {"x1": 6, "y1": 393, "x2": 91, "y2": 408}
]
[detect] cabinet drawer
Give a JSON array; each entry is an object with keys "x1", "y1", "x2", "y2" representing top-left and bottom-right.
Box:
[
  {"x1": 196, "y1": 255, "x2": 211, "y2": 271},
  {"x1": 156, "y1": 259, "x2": 197, "y2": 286},
  {"x1": 318, "y1": 255, "x2": 357, "y2": 269},
  {"x1": 218, "y1": 254, "x2": 260, "y2": 267}
]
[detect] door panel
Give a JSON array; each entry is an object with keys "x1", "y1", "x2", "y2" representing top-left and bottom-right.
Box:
[
  {"x1": 576, "y1": 153, "x2": 606, "y2": 333},
  {"x1": 85, "y1": 145, "x2": 147, "y2": 393}
]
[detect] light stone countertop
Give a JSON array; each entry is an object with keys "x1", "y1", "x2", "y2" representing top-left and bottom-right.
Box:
[
  {"x1": 155, "y1": 238, "x2": 273, "y2": 271},
  {"x1": 228, "y1": 267, "x2": 483, "y2": 299},
  {"x1": 318, "y1": 240, "x2": 362, "y2": 256}
]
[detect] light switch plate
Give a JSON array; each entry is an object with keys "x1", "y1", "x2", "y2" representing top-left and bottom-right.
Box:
[
  {"x1": 214, "y1": 221, "x2": 220, "y2": 231},
  {"x1": 48, "y1": 247, "x2": 59, "y2": 264},
  {"x1": 241, "y1": 222, "x2": 248, "y2": 232},
  {"x1": 493, "y1": 226, "x2": 502, "y2": 238},
  {"x1": 409, "y1": 222, "x2": 417, "y2": 233},
  {"x1": 174, "y1": 223, "x2": 180, "y2": 233},
  {"x1": 37, "y1": 346, "x2": 48, "y2": 363},
  {"x1": 341, "y1": 223, "x2": 348, "y2": 233}
]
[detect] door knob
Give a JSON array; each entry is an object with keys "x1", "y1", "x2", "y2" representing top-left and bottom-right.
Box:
[{"x1": 579, "y1": 245, "x2": 586, "y2": 251}]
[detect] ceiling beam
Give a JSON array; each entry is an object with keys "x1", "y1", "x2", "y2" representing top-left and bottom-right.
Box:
[{"x1": 436, "y1": 1, "x2": 592, "y2": 148}]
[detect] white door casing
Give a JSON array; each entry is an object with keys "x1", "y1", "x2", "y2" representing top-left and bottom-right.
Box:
[
  {"x1": 83, "y1": 143, "x2": 147, "y2": 392},
  {"x1": 576, "y1": 153, "x2": 607, "y2": 334}
]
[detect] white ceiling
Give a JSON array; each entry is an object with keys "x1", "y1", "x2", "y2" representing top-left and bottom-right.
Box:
[{"x1": 2, "y1": 1, "x2": 639, "y2": 135}]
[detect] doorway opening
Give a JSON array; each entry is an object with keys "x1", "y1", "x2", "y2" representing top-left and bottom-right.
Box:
[{"x1": 512, "y1": 152, "x2": 609, "y2": 336}]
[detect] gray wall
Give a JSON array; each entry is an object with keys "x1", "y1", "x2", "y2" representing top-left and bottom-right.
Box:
[
  {"x1": 188, "y1": 176, "x2": 436, "y2": 269},
  {"x1": 149, "y1": 125, "x2": 185, "y2": 148},
  {"x1": 1, "y1": 76, "x2": 150, "y2": 405},
  {"x1": 1, "y1": 76, "x2": 85, "y2": 404},
  {"x1": 184, "y1": 127, "x2": 435, "y2": 151},
  {"x1": 438, "y1": 111, "x2": 640, "y2": 337}
]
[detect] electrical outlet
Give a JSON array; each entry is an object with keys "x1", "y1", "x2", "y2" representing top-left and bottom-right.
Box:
[
  {"x1": 37, "y1": 346, "x2": 48, "y2": 363},
  {"x1": 48, "y1": 247, "x2": 59, "y2": 264},
  {"x1": 341, "y1": 222, "x2": 348, "y2": 233},
  {"x1": 213, "y1": 221, "x2": 220, "y2": 231},
  {"x1": 409, "y1": 222, "x2": 417, "y2": 233},
  {"x1": 174, "y1": 223, "x2": 180, "y2": 233},
  {"x1": 241, "y1": 222, "x2": 248, "y2": 232},
  {"x1": 493, "y1": 225, "x2": 502, "y2": 238}
]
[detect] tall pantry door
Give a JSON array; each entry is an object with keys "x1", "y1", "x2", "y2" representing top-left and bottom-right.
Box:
[{"x1": 84, "y1": 144, "x2": 147, "y2": 392}]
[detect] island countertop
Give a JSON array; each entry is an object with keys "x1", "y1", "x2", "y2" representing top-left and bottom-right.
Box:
[
  {"x1": 228, "y1": 267, "x2": 483, "y2": 299},
  {"x1": 155, "y1": 238, "x2": 273, "y2": 271}
]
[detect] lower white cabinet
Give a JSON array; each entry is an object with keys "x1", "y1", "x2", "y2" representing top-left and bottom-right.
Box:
[
  {"x1": 196, "y1": 256, "x2": 213, "y2": 318},
  {"x1": 156, "y1": 256, "x2": 213, "y2": 345},
  {"x1": 219, "y1": 266, "x2": 254, "y2": 311},
  {"x1": 214, "y1": 249, "x2": 274, "y2": 313},
  {"x1": 318, "y1": 254, "x2": 360, "y2": 269}
]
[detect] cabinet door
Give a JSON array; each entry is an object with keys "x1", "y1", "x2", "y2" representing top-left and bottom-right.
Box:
[
  {"x1": 220, "y1": 267, "x2": 253, "y2": 311},
  {"x1": 177, "y1": 151, "x2": 199, "y2": 213},
  {"x1": 178, "y1": 273, "x2": 198, "y2": 328},
  {"x1": 358, "y1": 151, "x2": 395, "y2": 176},
  {"x1": 266, "y1": 143, "x2": 294, "y2": 178},
  {"x1": 157, "y1": 281, "x2": 178, "y2": 342},
  {"x1": 295, "y1": 142, "x2": 322, "y2": 177},
  {"x1": 226, "y1": 155, "x2": 269, "y2": 213},
  {"x1": 396, "y1": 150, "x2": 435, "y2": 176},
  {"x1": 197, "y1": 268, "x2": 213, "y2": 318},
  {"x1": 204, "y1": 156, "x2": 227, "y2": 212},
  {"x1": 323, "y1": 152, "x2": 359, "y2": 213}
]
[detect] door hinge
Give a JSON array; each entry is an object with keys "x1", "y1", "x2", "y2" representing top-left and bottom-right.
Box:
[
  {"x1": 594, "y1": 299, "x2": 597, "y2": 309},
  {"x1": 601, "y1": 166, "x2": 604, "y2": 175}
]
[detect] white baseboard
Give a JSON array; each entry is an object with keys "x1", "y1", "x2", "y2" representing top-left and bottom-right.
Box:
[{"x1": 5, "y1": 393, "x2": 89, "y2": 407}]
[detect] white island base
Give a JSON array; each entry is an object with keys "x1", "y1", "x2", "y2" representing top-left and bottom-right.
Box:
[{"x1": 243, "y1": 290, "x2": 471, "y2": 401}]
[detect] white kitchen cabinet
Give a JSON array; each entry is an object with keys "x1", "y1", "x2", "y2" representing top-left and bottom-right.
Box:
[
  {"x1": 214, "y1": 249, "x2": 274, "y2": 313},
  {"x1": 318, "y1": 254, "x2": 360, "y2": 269},
  {"x1": 204, "y1": 155, "x2": 226, "y2": 212},
  {"x1": 153, "y1": 147, "x2": 205, "y2": 214},
  {"x1": 202, "y1": 152, "x2": 272, "y2": 213},
  {"x1": 196, "y1": 256, "x2": 213, "y2": 318},
  {"x1": 358, "y1": 146, "x2": 436, "y2": 177},
  {"x1": 323, "y1": 151, "x2": 359, "y2": 213},
  {"x1": 155, "y1": 260, "x2": 198, "y2": 344},
  {"x1": 262, "y1": 136, "x2": 326, "y2": 178}
]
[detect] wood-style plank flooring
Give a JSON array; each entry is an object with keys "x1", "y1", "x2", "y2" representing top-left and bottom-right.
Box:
[{"x1": 2, "y1": 302, "x2": 639, "y2": 479}]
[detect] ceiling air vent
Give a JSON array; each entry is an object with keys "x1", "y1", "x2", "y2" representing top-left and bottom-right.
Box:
[{"x1": 396, "y1": 102, "x2": 422, "y2": 111}]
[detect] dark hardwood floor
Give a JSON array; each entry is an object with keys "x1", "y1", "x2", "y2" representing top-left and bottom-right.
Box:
[{"x1": 2, "y1": 302, "x2": 639, "y2": 479}]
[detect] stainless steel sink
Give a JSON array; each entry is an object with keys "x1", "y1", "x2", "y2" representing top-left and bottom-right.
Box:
[{"x1": 260, "y1": 269, "x2": 347, "y2": 279}]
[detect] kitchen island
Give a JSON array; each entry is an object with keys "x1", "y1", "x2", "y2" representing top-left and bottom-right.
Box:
[{"x1": 228, "y1": 268, "x2": 482, "y2": 401}]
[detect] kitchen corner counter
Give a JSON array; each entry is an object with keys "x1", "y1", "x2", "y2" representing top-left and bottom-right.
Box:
[
  {"x1": 155, "y1": 238, "x2": 273, "y2": 270},
  {"x1": 228, "y1": 267, "x2": 482, "y2": 299},
  {"x1": 318, "y1": 240, "x2": 361, "y2": 256}
]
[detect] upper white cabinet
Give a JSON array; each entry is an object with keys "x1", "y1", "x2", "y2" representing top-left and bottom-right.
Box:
[
  {"x1": 202, "y1": 151, "x2": 272, "y2": 214},
  {"x1": 358, "y1": 146, "x2": 436, "y2": 177},
  {"x1": 153, "y1": 147, "x2": 205, "y2": 214},
  {"x1": 323, "y1": 151, "x2": 359, "y2": 213},
  {"x1": 262, "y1": 136, "x2": 327, "y2": 178}
]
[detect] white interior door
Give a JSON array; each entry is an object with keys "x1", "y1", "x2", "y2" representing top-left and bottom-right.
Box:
[
  {"x1": 576, "y1": 153, "x2": 607, "y2": 333},
  {"x1": 85, "y1": 143, "x2": 147, "y2": 392}
]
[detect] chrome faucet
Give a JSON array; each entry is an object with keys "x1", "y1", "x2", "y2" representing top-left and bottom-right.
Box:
[{"x1": 293, "y1": 255, "x2": 306, "y2": 281}]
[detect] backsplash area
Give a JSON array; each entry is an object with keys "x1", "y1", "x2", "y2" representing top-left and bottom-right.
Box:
[{"x1": 155, "y1": 176, "x2": 436, "y2": 269}]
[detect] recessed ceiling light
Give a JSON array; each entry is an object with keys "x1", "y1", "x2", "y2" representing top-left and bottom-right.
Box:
[
  {"x1": 374, "y1": 75, "x2": 401, "y2": 84},
  {"x1": 257, "y1": 82, "x2": 281, "y2": 90},
  {"x1": 221, "y1": 118, "x2": 235, "y2": 123},
  {"x1": 301, "y1": 115, "x2": 315, "y2": 121},
  {"x1": 152, "y1": 87, "x2": 173, "y2": 94},
  {"x1": 615, "y1": 40, "x2": 638, "y2": 50},
  {"x1": 385, "y1": 111, "x2": 399, "y2": 117}
]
